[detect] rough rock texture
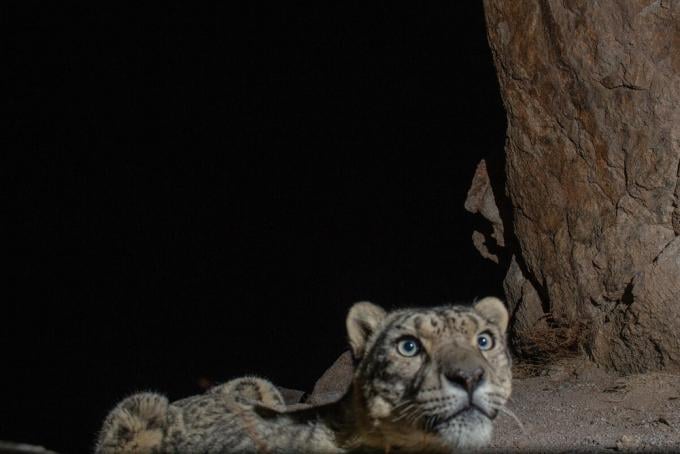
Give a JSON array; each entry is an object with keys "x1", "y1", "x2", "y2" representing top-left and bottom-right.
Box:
[
  {"x1": 305, "y1": 350, "x2": 353, "y2": 405},
  {"x1": 471, "y1": 0, "x2": 680, "y2": 372},
  {"x1": 276, "y1": 350, "x2": 354, "y2": 410}
]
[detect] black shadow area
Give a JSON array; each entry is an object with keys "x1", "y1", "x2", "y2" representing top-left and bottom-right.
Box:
[{"x1": 7, "y1": 3, "x2": 506, "y2": 452}]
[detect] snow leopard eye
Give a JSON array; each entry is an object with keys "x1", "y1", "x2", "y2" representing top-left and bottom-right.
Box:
[
  {"x1": 397, "y1": 337, "x2": 421, "y2": 357},
  {"x1": 477, "y1": 331, "x2": 494, "y2": 351}
]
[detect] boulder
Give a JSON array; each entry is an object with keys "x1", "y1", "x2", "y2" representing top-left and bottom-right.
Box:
[{"x1": 472, "y1": 0, "x2": 680, "y2": 372}]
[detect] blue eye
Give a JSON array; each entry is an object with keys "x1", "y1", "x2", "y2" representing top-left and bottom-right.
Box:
[
  {"x1": 477, "y1": 332, "x2": 494, "y2": 351},
  {"x1": 397, "y1": 337, "x2": 421, "y2": 357}
]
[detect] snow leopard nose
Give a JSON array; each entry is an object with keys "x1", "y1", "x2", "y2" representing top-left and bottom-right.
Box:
[{"x1": 444, "y1": 367, "x2": 484, "y2": 395}]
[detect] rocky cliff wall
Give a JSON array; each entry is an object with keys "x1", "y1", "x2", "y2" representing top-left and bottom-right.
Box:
[{"x1": 469, "y1": 0, "x2": 680, "y2": 372}]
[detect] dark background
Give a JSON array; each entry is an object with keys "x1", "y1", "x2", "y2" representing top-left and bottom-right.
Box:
[{"x1": 7, "y1": 2, "x2": 506, "y2": 452}]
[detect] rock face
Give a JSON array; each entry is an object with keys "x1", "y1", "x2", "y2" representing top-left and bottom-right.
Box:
[{"x1": 471, "y1": 0, "x2": 680, "y2": 372}]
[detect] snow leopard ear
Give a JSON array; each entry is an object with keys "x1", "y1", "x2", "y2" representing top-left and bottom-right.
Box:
[
  {"x1": 473, "y1": 296, "x2": 509, "y2": 333},
  {"x1": 347, "y1": 301, "x2": 387, "y2": 360}
]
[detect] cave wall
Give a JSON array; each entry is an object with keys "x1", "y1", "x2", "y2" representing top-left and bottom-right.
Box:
[{"x1": 470, "y1": 0, "x2": 680, "y2": 372}]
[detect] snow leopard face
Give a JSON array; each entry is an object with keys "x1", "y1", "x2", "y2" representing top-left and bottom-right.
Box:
[{"x1": 347, "y1": 297, "x2": 512, "y2": 451}]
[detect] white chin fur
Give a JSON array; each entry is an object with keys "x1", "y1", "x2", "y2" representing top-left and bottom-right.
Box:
[{"x1": 438, "y1": 414, "x2": 493, "y2": 449}]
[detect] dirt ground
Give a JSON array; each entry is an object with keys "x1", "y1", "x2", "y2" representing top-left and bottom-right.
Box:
[{"x1": 489, "y1": 358, "x2": 680, "y2": 452}]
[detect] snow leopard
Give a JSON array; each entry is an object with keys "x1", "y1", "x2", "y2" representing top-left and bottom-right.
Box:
[{"x1": 95, "y1": 296, "x2": 512, "y2": 453}]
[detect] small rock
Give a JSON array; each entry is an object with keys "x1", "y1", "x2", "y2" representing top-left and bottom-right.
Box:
[
  {"x1": 306, "y1": 351, "x2": 354, "y2": 405},
  {"x1": 657, "y1": 417, "x2": 671, "y2": 427},
  {"x1": 615, "y1": 434, "x2": 640, "y2": 451},
  {"x1": 0, "y1": 442, "x2": 59, "y2": 454}
]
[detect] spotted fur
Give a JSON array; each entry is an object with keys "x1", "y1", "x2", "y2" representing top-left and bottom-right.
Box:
[
  {"x1": 95, "y1": 297, "x2": 511, "y2": 453},
  {"x1": 348, "y1": 297, "x2": 512, "y2": 451}
]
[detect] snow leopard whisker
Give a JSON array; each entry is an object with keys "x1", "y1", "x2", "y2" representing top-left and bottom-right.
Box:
[
  {"x1": 392, "y1": 406, "x2": 417, "y2": 422},
  {"x1": 497, "y1": 406, "x2": 525, "y2": 434}
]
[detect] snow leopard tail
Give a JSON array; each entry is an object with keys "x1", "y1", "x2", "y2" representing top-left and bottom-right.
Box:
[{"x1": 95, "y1": 392, "x2": 168, "y2": 453}]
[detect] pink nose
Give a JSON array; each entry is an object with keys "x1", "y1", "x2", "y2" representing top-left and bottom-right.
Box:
[{"x1": 444, "y1": 367, "x2": 484, "y2": 395}]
